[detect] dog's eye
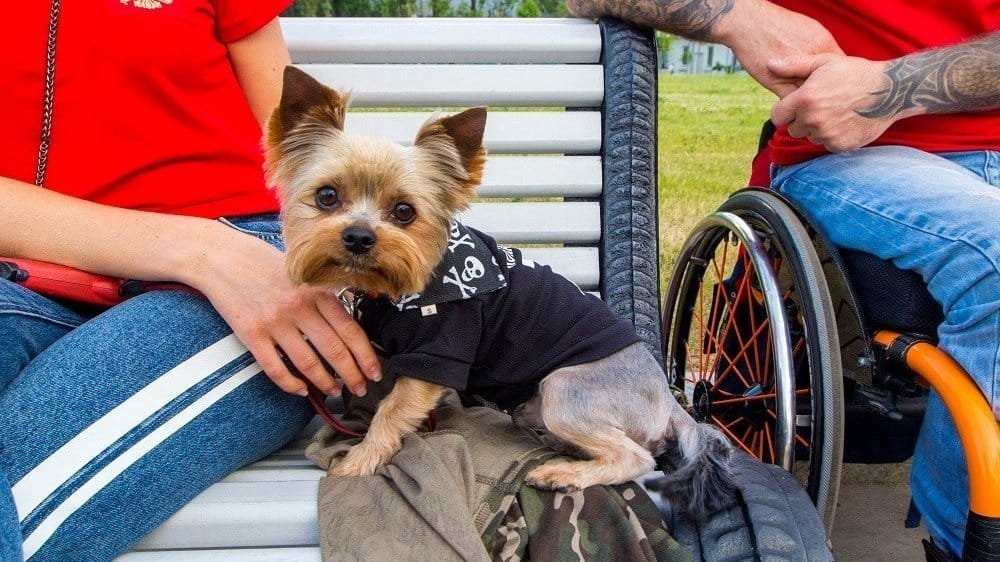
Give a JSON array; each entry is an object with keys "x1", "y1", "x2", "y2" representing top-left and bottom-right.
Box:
[
  {"x1": 392, "y1": 203, "x2": 416, "y2": 224},
  {"x1": 314, "y1": 186, "x2": 340, "y2": 210}
]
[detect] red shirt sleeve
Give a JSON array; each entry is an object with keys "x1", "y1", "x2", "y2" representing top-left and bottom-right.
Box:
[{"x1": 214, "y1": 0, "x2": 293, "y2": 44}]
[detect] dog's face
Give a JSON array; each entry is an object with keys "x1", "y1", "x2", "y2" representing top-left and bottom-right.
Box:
[{"x1": 264, "y1": 66, "x2": 487, "y2": 298}]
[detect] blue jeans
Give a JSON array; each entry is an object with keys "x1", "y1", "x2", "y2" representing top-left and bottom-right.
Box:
[
  {"x1": 0, "y1": 214, "x2": 313, "y2": 561},
  {"x1": 772, "y1": 146, "x2": 1000, "y2": 557}
]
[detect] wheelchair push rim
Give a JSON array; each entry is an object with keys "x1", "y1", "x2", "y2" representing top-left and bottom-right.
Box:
[{"x1": 663, "y1": 190, "x2": 844, "y2": 530}]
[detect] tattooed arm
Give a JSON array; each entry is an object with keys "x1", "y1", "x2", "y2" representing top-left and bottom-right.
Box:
[
  {"x1": 769, "y1": 31, "x2": 1000, "y2": 152},
  {"x1": 565, "y1": 0, "x2": 842, "y2": 96}
]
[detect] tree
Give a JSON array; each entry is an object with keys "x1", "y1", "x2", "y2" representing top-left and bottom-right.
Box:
[
  {"x1": 489, "y1": 0, "x2": 519, "y2": 16},
  {"x1": 655, "y1": 32, "x2": 675, "y2": 54},
  {"x1": 516, "y1": 0, "x2": 541, "y2": 16},
  {"x1": 535, "y1": 0, "x2": 569, "y2": 16},
  {"x1": 430, "y1": 0, "x2": 452, "y2": 16},
  {"x1": 283, "y1": 0, "x2": 333, "y2": 16}
]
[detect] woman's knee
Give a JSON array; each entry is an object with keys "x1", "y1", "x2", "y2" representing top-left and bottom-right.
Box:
[{"x1": 2, "y1": 290, "x2": 311, "y2": 561}]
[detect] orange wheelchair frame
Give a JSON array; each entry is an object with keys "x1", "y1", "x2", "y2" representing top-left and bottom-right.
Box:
[
  {"x1": 874, "y1": 330, "x2": 1000, "y2": 558},
  {"x1": 662, "y1": 185, "x2": 1000, "y2": 561}
]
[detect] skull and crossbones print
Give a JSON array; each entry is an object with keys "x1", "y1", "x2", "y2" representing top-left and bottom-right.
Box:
[{"x1": 392, "y1": 221, "x2": 506, "y2": 311}]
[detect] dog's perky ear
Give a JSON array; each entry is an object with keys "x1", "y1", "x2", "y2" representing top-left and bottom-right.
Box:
[
  {"x1": 415, "y1": 107, "x2": 487, "y2": 169},
  {"x1": 414, "y1": 107, "x2": 487, "y2": 206},
  {"x1": 268, "y1": 66, "x2": 348, "y2": 143}
]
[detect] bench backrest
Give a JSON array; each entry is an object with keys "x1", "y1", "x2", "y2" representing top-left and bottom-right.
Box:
[
  {"x1": 283, "y1": 17, "x2": 662, "y2": 359},
  {"x1": 123, "y1": 17, "x2": 660, "y2": 559}
]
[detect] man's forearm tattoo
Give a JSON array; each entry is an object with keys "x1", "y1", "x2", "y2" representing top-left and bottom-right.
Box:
[
  {"x1": 859, "y1": 31, "x2": 1000, "y2": 119},
  {"x1": 605, "y1": 0, "x2": 734, "y2": 41}
]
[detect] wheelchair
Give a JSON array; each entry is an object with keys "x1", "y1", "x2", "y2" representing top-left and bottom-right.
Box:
[{"x1": 661, "y1": 125, "x2": 1000, "y2": 560}]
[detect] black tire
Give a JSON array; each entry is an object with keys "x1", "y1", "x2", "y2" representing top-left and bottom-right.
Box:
[
  {"x1": 649, "y1": 451, "x2": 835, "y2": 562},
  {"x1": 663, "y1": 190, "x2": 844, "y2": 531}
]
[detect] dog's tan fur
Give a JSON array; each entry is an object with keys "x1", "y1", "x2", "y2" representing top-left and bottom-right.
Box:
[
  {"x1": 265, "y1": 67, "x2": 735, "y2": 509},
  {"x1": 328, "y1": 377, "x2": 446, "y2": 478}
]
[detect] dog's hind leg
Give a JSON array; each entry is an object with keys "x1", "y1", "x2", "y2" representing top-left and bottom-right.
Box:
[
  {"x1": 329, "y1": 376, "x2": 445, "y2": 478},
  {"x1": 524, "y1": 423, "x2": 656, "y2": 492}
]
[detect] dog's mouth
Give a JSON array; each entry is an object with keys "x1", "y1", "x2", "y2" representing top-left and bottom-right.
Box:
[
  {"x1": 325, "y1": 254, "x2": 381, "y2": 273},
  {"x1": 295, "y1": 254, "x2": 389, "y2": 290}
]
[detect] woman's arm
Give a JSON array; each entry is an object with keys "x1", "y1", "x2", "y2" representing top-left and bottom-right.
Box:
[
  {"x1": 0, "y1": 18, "x2": 380, "y2": 398},
  {"x1": 227, "y1": 18, "x2": 291, "y2": 126}
]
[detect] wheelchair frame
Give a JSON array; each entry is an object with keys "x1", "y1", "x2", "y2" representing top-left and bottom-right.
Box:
[{"x1": 662, "y1": 187, "x2": 1000, "y2": 560}]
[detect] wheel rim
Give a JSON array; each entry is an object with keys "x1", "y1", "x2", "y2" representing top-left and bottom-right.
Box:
[{"x1": 669, "y1": 222, "x2": 819, "y2": 484}]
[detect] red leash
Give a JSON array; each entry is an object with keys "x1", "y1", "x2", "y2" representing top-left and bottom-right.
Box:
[
  {"x1": 302, "y1": 377, "x2": 438, "y2": 436},
  {"x1": 302, "y1": 378, "x2": 366, "y2": 438}
]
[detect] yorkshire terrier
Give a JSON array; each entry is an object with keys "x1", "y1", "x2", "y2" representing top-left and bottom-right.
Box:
[{"x1": 265, "y1": 66, "x2": 736, "y2": 517}]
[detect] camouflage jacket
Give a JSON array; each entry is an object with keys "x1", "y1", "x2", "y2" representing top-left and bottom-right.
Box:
[{"x1": 306, "y1": 385, "x2": 690, "y2": 562}]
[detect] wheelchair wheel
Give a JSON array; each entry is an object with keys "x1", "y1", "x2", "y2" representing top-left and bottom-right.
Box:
[{"x1": 663, "y1": 190, "x2": 844, "y2": 530}]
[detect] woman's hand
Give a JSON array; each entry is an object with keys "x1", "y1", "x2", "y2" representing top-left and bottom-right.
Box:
[{"x1": 188, "y1": 226, "x2": 381, "y2": 398}]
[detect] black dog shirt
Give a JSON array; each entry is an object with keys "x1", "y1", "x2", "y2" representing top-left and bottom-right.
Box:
[{"x1": 356, "y1": 221, "x2": 641, "y2": 411}]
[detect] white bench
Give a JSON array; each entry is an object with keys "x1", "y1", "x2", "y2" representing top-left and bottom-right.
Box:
[{"x1": 119, "y1": 16, "x2": 659, "y2": 560}]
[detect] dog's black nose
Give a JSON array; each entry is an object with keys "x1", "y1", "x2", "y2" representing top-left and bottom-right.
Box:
[{"x1": 342, "y1": 226, "x2": 377, "y2": 254}]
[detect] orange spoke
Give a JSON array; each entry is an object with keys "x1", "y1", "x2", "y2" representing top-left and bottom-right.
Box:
[
  {"x1": 692, "y1": 309, "x2": 754, "y2": 387},
  {"x1": 698, "y1": 281, "x2": 706, "y2": 378},
  {"x1": 755, "y1": 430, "x2": 766, "y2": 460},
  {"x1": 762, "y1": 325, "x2": 774, "y2": 388},
  {"x1": 764, "y1": 420, "x2": 776, "y2": 464},
  {"x1": 793, "y1": 337, "x2": 805, "y2": 357},
  {"x1": 706, "y1": 244, "x2": 752, "y2": 380},
  {"x1": 710, "y1": 318, "x2": 771, "y2": 392},
  {"x1": 724, "y1": 416, "x2": 746, "y2": 429},
  {"x1": 710, "y1": 388, "x2": 808, "y2": 407},
  {"x1": 795, "y1": 432, "x2": 810, "y2": 449},
  {"x1": 714, "y1": 255, "x2": 755, "y2": 380},
  {"x1": 743, "y1": 252, "x2": 764, "y2": 379},
  {"x1": 712, "y1": 415, "x2": 756, "y2": 457},
  {"x1": 766, "y1": 409, "x2": 813, "y2": 451}
]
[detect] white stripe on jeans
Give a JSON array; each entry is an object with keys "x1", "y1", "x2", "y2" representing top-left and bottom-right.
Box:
[
  {"x1": 22, "y1": 362, "x2": 262, "y2": 560},
  {"x1": 13, "y1": 334, "x2": 248, "y2": 523}
]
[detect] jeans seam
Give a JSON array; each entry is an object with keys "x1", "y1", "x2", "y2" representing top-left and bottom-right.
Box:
[
  {"x1": 986, "y1": 150, "x2": 999, "y2": 186},
  {"x1": 217, "y1": 216, "x2": 282, "y2": 246},
  {"x1": 0, "y1": 304, "x2": 82, "y2": 329},
  {"x1": 991, "y1": 312, "x2": 999, "y2": 409},
  {"x1": 781, "y1": 175, "x2": 1000, "y2": 282}
]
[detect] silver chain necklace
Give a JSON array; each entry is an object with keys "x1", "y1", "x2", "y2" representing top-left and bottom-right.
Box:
[{"x1": 36, "y1": 0, "x2": 62, "y2": 187}]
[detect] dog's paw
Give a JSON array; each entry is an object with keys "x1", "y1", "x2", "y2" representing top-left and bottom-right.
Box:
[
  {"x1": 328, "y1": 443, "x2": 392, "y2": 478},
  {"x1": 525, "y1": 462, "x2": 584, "y2": 493}
]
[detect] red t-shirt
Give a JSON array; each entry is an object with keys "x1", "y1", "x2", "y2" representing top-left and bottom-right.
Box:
[
  {"x1": 2, "y1": 0, "x2": 290, "y2": 218},
  {"x1": 768, "y1": 1, "x2": 1000, "y2": 165}
]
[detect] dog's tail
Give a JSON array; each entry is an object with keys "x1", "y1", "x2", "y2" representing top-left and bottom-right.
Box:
[{"x1": 647, "y1": 421, "x2": 737, "y2": 519}]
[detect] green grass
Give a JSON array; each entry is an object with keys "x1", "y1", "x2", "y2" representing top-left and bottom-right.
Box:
[{"x1": 657, "y1": 74, "x2": 775, "y2": 287}]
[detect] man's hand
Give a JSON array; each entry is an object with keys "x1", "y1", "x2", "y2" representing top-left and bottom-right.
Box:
[
  {"x1": 768, "y1": 54, "x2": 894, "y2": 152},
  {"x1": 769, "y1": 31, "x2": 1000, "y2": 152},
  {"x1": 718, "y1": 1, "x2": 843, "y2": 97},
  {"x1": 564, "y1": 0, "x2": 842, "y2": 97}
]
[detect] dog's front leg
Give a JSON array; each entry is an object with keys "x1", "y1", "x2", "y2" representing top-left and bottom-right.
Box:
[{"x1": 328, "y1": 377, "x2": 445, "y2": 478}]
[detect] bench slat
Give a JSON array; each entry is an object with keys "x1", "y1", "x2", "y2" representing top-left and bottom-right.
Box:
[
  {"x1": 118, "y1": 547, "x2": 320, "y2": 562},
  {"x1": 344, "y1": 111, "x2": 601, "y2": 154},
  {"x1": 299, "y1": 64, "x2": 603, "y2": 107},
  {"x1": 132, "y1": 482, "x2": 320, "y2": 550},
  {"x1": 223, "y1": 467, "x2": 324, "y2": 483},
  {"x1": 479, "y1": 156, "x2": 602, "y2": 198},
  {"x1": 463, "y1": 202, "x2": 600, "y2": 244},
  {"x1": 284, "y1": 18, "x2": 601, "y2": 64}
]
